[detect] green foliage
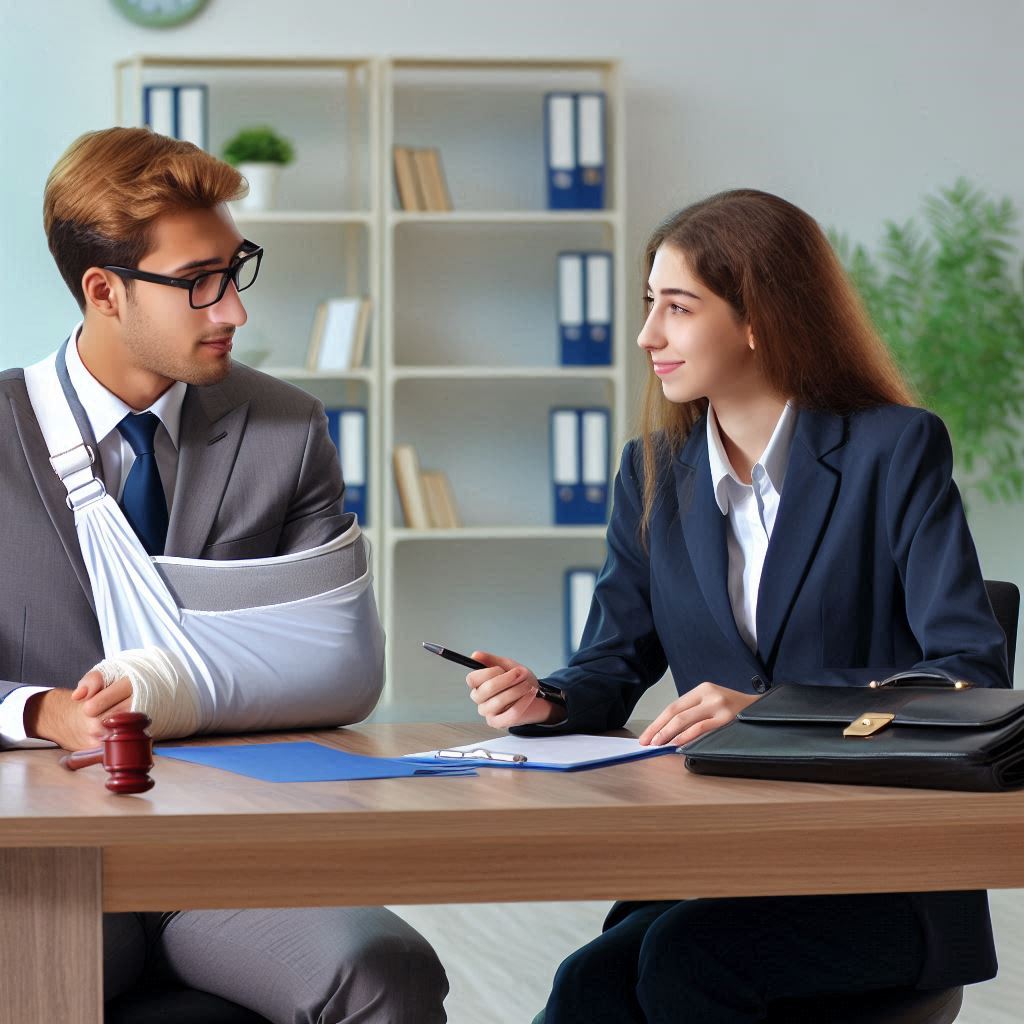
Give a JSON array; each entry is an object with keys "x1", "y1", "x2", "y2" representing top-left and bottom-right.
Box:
[
  {"x1": 222, "y1": 126, "x2": 295, "y2": 166},
  {"x1": 832, "y1": 179, "x2": 1024, "y2": 503}
]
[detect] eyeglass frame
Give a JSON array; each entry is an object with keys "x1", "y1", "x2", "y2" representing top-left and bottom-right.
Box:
[{"x1": 102, "y1": 239, "x2": 263, "y2": 309}]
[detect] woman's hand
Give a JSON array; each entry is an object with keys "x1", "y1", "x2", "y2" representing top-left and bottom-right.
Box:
[
  {"x1": 639, "y1": 682, "x2": 760, "y2": 747},
  {"x1": 466, "y1": 651, "x2": 565, "y2": 729}
]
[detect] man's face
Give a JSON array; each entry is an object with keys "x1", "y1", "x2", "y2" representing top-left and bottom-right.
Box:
[{"x1": 119, "y1": 205, "x2": 248, "y2": 387}]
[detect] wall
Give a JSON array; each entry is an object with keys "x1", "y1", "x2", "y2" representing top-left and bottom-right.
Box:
[{"x1": 2, "y1": 0, "x2": 1019, "y2": 664}]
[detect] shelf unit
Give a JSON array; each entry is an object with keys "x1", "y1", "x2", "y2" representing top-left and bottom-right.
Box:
[
  {"x1": 114, "y1": 55, "x2": 626, "y2": 721},
  {"x1": 379, "y1": 57, "x2": 626, "y2": 717},
  {"x1": 114, "y1": 55, "x2": 383, "y2": 590}
]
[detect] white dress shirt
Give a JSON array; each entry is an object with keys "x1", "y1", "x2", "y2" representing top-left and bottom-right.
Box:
[
  {"x1": 706, "y1": 401, "x2": 797, "y2": 653},
  {"x1": 0, "y1": 328, "x2": 187, "y2": 747}
]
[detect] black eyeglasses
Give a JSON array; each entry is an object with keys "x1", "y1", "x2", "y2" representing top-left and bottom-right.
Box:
[{"x1": 103, "y1": 239, "x2": 263, "y2": 309}]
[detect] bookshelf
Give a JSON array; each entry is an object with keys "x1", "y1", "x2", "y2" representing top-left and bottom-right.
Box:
[
  {"x1": 380, "y1": 57, "x2": 626, "y2": 719},
  {"x1": 114, "y1": 54, "x2": 383, "y2": 578},
  {"x1": 114, "y1": 55, "x2": 627, "y2": 721}
]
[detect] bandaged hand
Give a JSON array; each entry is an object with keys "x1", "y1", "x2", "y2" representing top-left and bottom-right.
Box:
[{"x1": 88, "y1": 647, "x2": 202, "y2": 740}]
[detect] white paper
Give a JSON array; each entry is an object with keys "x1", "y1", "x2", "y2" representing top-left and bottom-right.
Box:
[{"x1": 405, "y1": 734, "x2": 669, "y2": 768}]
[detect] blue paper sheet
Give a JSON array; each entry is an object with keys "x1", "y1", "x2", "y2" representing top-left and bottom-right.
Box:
[{"x1": 157, "y1": 741, "x2": 478, "y2": 782}]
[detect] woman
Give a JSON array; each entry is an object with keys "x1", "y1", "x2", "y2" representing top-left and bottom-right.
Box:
[{"x1": 465, "y1": 190, "x2": 1009, "y2": 1023}]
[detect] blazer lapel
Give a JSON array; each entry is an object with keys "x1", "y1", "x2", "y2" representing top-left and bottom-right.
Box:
[
  {"x1": 165, "y1": 384, "x2": 250, "y2": 558},
  {"x1": 8, "y1": 390, "x2": 95, "y2": 607},
  {"x1": 673, "y1": 426, "x2": 755, "y2": 660},
  {"x1": 755, "y1": 409, "x2": 846, "y2": 670}
]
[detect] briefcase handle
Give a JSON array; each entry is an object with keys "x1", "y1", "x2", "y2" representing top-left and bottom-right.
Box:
[{"x1": 869, "y1": 669, "x2": 972, "y2": 690}]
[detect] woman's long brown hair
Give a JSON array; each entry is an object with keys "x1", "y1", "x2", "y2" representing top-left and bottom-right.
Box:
[{"x1": 638, "y1": 189, "x2": 915, "y2": 539}]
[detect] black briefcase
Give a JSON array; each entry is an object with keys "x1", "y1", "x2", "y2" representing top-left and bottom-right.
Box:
[{"x1": 683, "y1": 673, "x2": 1024, "y2": 792}]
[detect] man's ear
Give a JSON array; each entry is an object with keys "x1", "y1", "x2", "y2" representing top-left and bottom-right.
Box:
[{"x1": 81, "y1": 269, "x2": 123, "y2": 319}]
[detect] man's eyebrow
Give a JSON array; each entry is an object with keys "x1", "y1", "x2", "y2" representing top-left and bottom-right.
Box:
[{"x1": 171, "y1": 256, "x2": 227, "y2": 274}]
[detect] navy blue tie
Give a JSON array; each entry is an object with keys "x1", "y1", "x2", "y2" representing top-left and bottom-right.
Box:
[{"x1": 117, "y1": 412, "x2": 169, "y2": 556}]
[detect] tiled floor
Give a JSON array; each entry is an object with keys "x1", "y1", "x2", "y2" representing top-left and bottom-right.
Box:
[{"x1": 391, "y1": 890, "x2": 1023, "y2": 1024}]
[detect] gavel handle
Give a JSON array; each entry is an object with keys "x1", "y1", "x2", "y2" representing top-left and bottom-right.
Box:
[{"x1": 60, "y1": 747, "x2": 104, "y2": 771}]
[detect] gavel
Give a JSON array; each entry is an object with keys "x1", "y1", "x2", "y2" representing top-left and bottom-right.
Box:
[{"x1": 59, "y1": 711, "x2": 155, "y2": 794}]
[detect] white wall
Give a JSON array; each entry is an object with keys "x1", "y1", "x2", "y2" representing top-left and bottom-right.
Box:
[{"x1": 2, "y1": 0, "x2": 1020, "y2": 663}]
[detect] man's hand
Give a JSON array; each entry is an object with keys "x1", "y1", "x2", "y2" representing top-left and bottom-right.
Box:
[
  {"x1": 638, "y1": 682, "x2": 761, "y2": 747},
  {"x1": 24, "y1": 671, "x2": 134, "y2": 751}
]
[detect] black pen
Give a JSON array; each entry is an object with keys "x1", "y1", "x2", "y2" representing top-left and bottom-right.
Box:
[
  {"x1": 421, "y1": 642, "x2": 486, "y2": 671},
  {"x1": 421, "y1": 642, "x2": 567, "y2": 707}
]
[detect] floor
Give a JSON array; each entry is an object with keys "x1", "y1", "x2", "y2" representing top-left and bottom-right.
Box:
[{"x1": 390, "y1": 889, "x2": 1023, "y2": 1024}]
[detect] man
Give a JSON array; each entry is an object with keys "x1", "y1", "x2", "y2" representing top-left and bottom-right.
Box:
[{"x1": 0, "y1": 127, "x2": 447, "y2": 1023}]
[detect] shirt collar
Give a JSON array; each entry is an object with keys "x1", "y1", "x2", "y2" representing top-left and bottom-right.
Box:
[
  {"x1": 706, "y1": 400, "x2": 798, "y2": 515},
  {"x1": 65, "y1": 323, "x2": 187, "y2": 449}
]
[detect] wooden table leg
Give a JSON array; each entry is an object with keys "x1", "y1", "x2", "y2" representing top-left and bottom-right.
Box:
[{"x1": 1, "y1": 848, "x2": 103, "y2": 1024}]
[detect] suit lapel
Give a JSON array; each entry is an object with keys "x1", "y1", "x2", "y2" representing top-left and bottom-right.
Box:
[
  {"x1": 755, "y1": 409, "x2": 846, "y2": 670},
  {"x1": 165, "y1": 384, "x2": 250, "y2": 558},
  {"x1": 673, "y1": 425, "x2": 757, "y2": 662},
  {"x1": 8, "y1": 390, "x2": 95, "y2": 607}
]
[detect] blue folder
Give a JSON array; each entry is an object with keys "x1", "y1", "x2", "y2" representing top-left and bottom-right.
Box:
[
  {"x1": 544, "y1": 92, "x2": 578, "y2": 209},
  {"x1": 575, "y1": 92, "x2": 606, "y2": 209},
  {"x1": 565, "y1": 567, "x2": 599, "y2": 658},
  {"x1": 550, "y1": 407, "x2": 610, "y2": 525},
  {"x1": 557, "y1": 252, "x2": 586, "y2": 365},
  {"x1": 157, "y1": 741, "x2": 477, "y2": 782},
  {"x1": 326, "y1": 407, "x2": 368, "y2": 526},
  {"x1": 583, "y1": 252, "x2": 613, "y2": 365}
]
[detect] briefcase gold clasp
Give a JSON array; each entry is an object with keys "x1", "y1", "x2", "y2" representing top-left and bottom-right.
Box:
[{"x1": 843, "y1": 712, "x2": 895, "y2": 738}]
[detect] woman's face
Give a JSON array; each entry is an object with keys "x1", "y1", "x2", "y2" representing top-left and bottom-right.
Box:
[{"x1": 638, "y1": 244, "x2": 761, "y2": 406}]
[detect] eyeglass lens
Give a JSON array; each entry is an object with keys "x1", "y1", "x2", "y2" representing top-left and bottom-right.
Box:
[{"x1": 191, "y1": 252, "x2": 260, "y2": 308}]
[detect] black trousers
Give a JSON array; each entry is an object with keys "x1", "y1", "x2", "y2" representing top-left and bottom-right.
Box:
[{"x1": 544, "y1": 894, "x2": 926, "y2": 1024}]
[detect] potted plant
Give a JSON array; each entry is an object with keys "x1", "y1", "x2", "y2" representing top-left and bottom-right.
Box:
[
  {"x1": 833, "y1": 179, "x2": 1024, "y2": 504},
  {"x1": 222, "y1": 126, "x2": 295, "y2": 212}
]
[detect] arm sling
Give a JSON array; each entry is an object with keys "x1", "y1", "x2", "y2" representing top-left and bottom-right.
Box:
[{"x1": 23, "y1": 341, "x2": 385, "y2": 738}]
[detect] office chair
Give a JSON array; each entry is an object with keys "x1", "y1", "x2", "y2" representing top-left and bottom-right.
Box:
[{"x1": 531, "y1": 581, "x2": 1019, "y2": 1024}]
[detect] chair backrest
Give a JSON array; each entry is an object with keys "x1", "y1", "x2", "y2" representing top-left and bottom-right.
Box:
[{"x1": 985, "y1": 579, "x2": 1020, "y2": 682}]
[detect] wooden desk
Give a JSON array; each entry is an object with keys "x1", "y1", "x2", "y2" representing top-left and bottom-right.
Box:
[{"x1": 3, "y1": 721, "x2": 1024, "y2": 1023}]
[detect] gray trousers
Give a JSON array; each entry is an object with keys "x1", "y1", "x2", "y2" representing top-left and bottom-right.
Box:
[{"x1": 104, "y1": 907, "x2": 448, "y2": 1023}]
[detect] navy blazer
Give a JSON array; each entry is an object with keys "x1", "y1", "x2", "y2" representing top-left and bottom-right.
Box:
[{"x1": 528, "y1": 404, "x2": 1009, "y2": 989}]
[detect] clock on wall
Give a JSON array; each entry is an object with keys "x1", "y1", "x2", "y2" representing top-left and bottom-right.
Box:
[{"x1": 111, "y1": 0, "x2": 210, "y2": 29}]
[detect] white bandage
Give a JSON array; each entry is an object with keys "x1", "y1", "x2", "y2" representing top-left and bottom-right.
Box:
[{"x1": 93, "y1": 647, "x2": 202, "y2": 740}]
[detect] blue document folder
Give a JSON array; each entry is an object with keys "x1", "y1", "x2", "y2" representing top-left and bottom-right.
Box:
[
  {"x1": 550, "y1": 407, "x2": 610, "y2": 525},
  {"x1": 157, "y1": 741, "x2": 477, "y2": 782},
  {"x1": 326, "y1": 407, "x2": 368, "y2": 525},
  {"x1": 545, "y1": 92, "x2": 578, "y2": 209}
]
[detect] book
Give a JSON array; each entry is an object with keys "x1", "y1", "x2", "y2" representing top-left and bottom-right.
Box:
[
  {"x1": 413, "y1": 148, "x2": 452, "y2": 212},
  {"x1": 306, "y1": 297, "x2": 371, "y2": 371},
  {"x1": 393, "y1": 145, "x2": 424, "y2": 211},
  {"x1": 421, "y1": 469, "x2": 461, "y2": 529},
  {"x1": 392, "y1": 444, "x2": 431, "y2": 529},
  {"x1": 565, "y1": 568, "x2": 598, "y2": 657},
  {"x1": 575, "y1": 92, "x2": 606, "y2": 209},
  {"x1": 544, "y1": 92, "x2": 577, "y2": 209}
]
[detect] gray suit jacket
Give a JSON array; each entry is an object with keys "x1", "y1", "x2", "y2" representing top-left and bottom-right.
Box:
[{"x1": 0, "y1": 358, "x2": 347, "y2": 702}]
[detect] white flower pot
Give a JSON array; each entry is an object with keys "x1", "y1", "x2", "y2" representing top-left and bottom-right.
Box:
[{"x1": 236, "y1": 162, "x2": 282, "y2": 212}]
